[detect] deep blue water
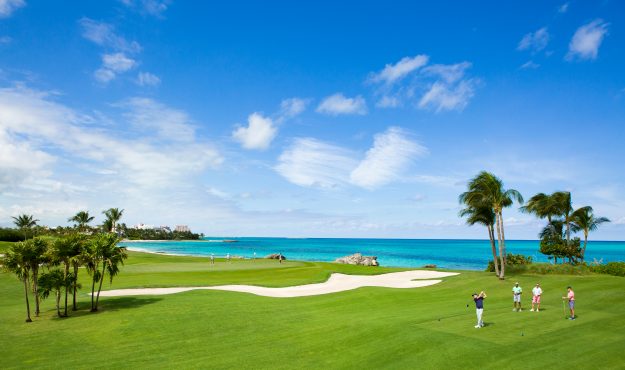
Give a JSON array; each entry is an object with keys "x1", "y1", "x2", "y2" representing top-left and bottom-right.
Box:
[{"x1": 120, "y1": 238, "x2": 625, "y2": 270}]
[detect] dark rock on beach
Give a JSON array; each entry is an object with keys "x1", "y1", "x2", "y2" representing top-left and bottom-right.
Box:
[
  {"x1": 265, "y1": 253, "x2": 286, "y2": 260},
  {"x1": 334, "y1": 253, "x2": 379, "y2": 266},
  {"x1": 423, "y1": 264, "x2": 437, "y2": 268}
]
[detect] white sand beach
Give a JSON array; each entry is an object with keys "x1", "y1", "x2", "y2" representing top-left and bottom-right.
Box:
[{"x1": 97, "y1": 270, "x2": 459, "y2": 298}]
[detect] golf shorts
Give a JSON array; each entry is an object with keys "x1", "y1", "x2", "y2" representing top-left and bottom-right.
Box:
[
  {"x1": 569, "y1": 300, "x2": 575, "y2": 309},
  {"x1": 532, "y1": 295, "x2": 541, "y2": 304},
  {"x1": 513, "y1": 294, "x2": 521, "y2": 302}
]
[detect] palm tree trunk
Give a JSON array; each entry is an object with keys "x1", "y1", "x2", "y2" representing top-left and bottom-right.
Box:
[
  {"x1": 64, "y1": 263, "x2": 69, "y2": 317},
  {"x1": 90, "y1": 271, "x2": 97, "y2": 311},
  {"x1": 32, "y1": 268, "x2": 40, "y2": 316},
  {"x1": 23, "y1": 278, "x2": 32, "y2": 323},
  {"x1": 73, "y1": 265, "x2": 79, "y2": 311},
  {"x1": 94, "y1": 261, "x2": 106, "y2": 311},
  {"x1": 487, "y1": 224, "x2": 500, "y2": 277},
  {"x1": 582, "y1": 231, "x2": 589, "y2": 261},
  {"x1": 56, "y1": 290, "x2": 61, "y2": 317},
  {"x1": 500, "y1": 211, "x2": 507, "y2": 265},
  {"x1": 495, "y1": 213, "x2": 505, "y2": 279}
]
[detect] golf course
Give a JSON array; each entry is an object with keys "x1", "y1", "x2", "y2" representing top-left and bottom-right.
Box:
[{"x1": 2, "y1": 244, "x2": 624, "y2": 369}]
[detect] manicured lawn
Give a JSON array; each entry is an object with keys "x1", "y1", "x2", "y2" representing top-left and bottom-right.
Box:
[{"x1": 1, "y1": 250, "x2": 624, "y2": 369}]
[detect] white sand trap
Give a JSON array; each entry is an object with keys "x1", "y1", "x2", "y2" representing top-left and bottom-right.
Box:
[{"x1": 98, "y1": 270, "x2": 458, "y2": 298}]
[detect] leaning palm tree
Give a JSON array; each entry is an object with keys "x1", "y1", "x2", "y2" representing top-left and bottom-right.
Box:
[
  {"x1": 68, "y1": 211, "x2": 95, "y2": 232},
  {"x1": 90, "y1": 233, "x2": 127, "y2": 311},
  {"x1": 459, "y1": 171, "x2": 523, "y2": 279},
  {"x1": 571, "y1": 206, "x2": 610, "y2": 261},
  {"x1": 1, "y1": 243, "x2": 34, "y2": 322},
  {"x1": 102, "y1": 208, "x2": 124, "y2": 233},
  {"x1": 459, "y1": 206, "x2": 499, "y2": 277},
  {"x1": 520, "y1": 193, "x2": 561, "y2": 223},
  {"x1": 12, "y1": 214, "x2": 39, "y2": 229}
]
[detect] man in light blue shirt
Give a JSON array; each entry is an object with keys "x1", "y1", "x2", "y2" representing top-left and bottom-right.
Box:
[{"x1": 512, "y1": 282, "x2": 523, "y2": 312}]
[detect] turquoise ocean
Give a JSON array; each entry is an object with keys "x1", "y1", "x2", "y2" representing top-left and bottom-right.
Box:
[{"x1": 120, "y1": 238, "x2": 625, "y2": 270}]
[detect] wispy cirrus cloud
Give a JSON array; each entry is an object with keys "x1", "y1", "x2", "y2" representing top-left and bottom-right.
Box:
[
  {"x1": 316, "y1": 93, "x2": 367, "y2": 116},
  {"x1": 276, "y1": 127, "x2": 427, "y2": 190},
  {"x1": 79, "y1": 18, "x2": 141, "y2": 53},
  {"x1": 566, "y1": 19, "x2": 609, "y2": 61},
  {"x1": 369, "y1": 55, "x2": 479, "y2": 112},
  {"x1": 558, "y1": 2, "x2": 569, "y2": 13},
  {"x1": 136, "y1": 71, "x2": 161, "y2": 86},
  {"x1": 120, "y1": 0, "x2": 170, "y2": 17},
  {"x1": 0, "y1": 0, "x2": 25, "y2": 18},
  {"x1": 517, "y1": 27, "x2": 550, "y2": 53}
]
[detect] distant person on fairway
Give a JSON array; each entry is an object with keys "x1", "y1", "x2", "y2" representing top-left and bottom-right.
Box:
[
  {"x1": 512, "y1": 282, "x2": 523, "y2": 312},
  {"x1": 210, "y1": 253, "x2": 215, "y2": 266},
  {"x1": 563, "y1": 286, "x2": 575, "y2": 320},
  {"x1": 531, "y1": 283, "x2": 542, "y2": 312},
  {"x1": 472, "y1": 291, "x2": 487, "y2": 328},
  {"x1": 226, "y1": 253, "x2": 231, "y2": 263}
]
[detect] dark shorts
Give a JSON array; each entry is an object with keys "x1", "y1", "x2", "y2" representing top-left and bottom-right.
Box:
[{"x1": 569, "y1": 300, "x2": 575, "y2": 309}]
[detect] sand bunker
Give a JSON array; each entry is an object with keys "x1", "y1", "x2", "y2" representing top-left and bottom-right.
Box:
[{"x1": 97, "y1": 270, "x2": 459, "y2": 298}]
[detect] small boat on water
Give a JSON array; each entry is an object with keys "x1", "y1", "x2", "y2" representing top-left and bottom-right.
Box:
[{"x1": 223, "y1": 239, "x2": 238, "y2": 243}]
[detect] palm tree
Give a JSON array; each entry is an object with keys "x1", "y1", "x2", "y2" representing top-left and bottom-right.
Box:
[
  {"x1": 49, "y1": 235, "x2": 84, "y2": 316},
  {"x1": 551, "y1": 191, "x2": 574, "y2": 242},
  {"x1": 67, "y1": 234, "x2": 87, "y2": 311},
  {"x1": 90, "y1": 233, "x2": 127, "y2": 311},
  {"x1": 459, "y1": 171, "x2": 523, "y2": 279},
  {"x1": 1, "y1": 243, "x2": 34, "y2": 322},
  {"x1": 103, "y1": 208, "x2": 124, "y2": 233},
  {"x1": 571, "y1": 206, "x2": 610, "y2": 261},
  {"x1": 24, "y1": 238, "x2": 50, "y2": 317},
  {"x1": 520, "y1": 193, "x2": 561, "y2": 223},
  {"x1": 12, "y1": 214, "x2": 39, "y2": 229},
  {"x1": 68, "y1": 211, "x2": 95, "y2": 232},
  {"x1": 37, "y1": 269, "x2": 72, "y2": 318},
  {"x1": 459, "y1": 206, "x2": 499, "y2": 277}
]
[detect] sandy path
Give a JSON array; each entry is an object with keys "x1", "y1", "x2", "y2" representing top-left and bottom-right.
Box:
[{"x1": 97, "y1": 270, "x2": 459, "y2": 298}]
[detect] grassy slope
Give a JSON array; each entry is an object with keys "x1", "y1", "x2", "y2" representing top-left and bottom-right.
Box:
[{"x1": 1, "y1": 250, "x2": 624, "y2": 369}]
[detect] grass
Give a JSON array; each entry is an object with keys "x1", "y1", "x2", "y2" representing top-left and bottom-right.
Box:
[{"x1": 1, "y1": 249, "x2": 625, "y2": 369}]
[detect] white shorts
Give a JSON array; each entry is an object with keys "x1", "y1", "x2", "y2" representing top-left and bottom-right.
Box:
[{"x1": 513, "y1": 294, "x2": 521, "y2": 302}]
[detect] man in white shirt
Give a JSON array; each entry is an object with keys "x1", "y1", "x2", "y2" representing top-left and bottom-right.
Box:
[{"x1": 531, "y1": 283, "x2": 543, "y2": 312}]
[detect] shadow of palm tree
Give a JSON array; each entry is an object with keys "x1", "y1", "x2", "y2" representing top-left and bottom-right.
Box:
[{"x1": 98, "y1": 296, "x2": 163, "y2": 311}]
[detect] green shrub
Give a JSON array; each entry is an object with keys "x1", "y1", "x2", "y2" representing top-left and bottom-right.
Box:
[
  {"x1": 590, "y1": 262, "x2": 625, "y2": 277},
  {"x1": 524, "y1": 263, "x2": 592, "y2": 275},
  {"x1": 486, "y1": 253, "x2": 533, "y2": 272},
  {"x1": 0, "y1": 228, "x2": 27, "y2": 242}
]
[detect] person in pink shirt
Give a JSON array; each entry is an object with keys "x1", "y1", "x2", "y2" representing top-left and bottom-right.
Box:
[{"x1": 562, "y1": 286, "x2": 575, "y2": 320}]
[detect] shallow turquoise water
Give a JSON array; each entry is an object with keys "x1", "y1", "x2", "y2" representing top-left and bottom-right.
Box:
[{"x1": 120, "y1": 238, "x2": 625, "y2": 270}]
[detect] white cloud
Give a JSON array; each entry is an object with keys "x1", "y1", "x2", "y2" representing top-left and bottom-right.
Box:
[
  {"x1": 423, "y1": 62, "x2": 472, "y2": 84},
  {"x1": 117, "y1": 97, "x2": 196, "y2": 142},
  {"x1": 558, "y1": 2, "x2": 569, "y2": 13},
  {"x1": 277, "y1": 97, "x2": 308, "y2": 121},
  {"x1": 520, "y1": 60, "x2": 540, "y2": 69},
  {"x1": 369, "y1": 55, "x2": 429, "y2": 85},
  {"x1": 0, "y1": 0, "x2": 25, "y2": 18},
  {"x1": 418, "y1": 79, "x2": 476, "y2": 112},
  {"x1": 79, "y1": 18, "x2": 141, "y2": 53},
  {"x1": 0, "y1": 128, "x2": 55, "y2": 191},
  {"x1": 350, "y1": 127, "x2": 428, "y2": 189},
  {"x1": 316, "y1": 93, "x2": 367, "y2": 116},
  {"x1": 0, "y1": 86, "x2": 222, "y2": 190},
  {"x1": 232, "y1": 113, "x2": 277, "y2": 150},
  {"x1": 566, "y1": 19, "x2": 609, "y2": 61},
  {"x1": 94, "y1": 68, "x2": 116, "y2": 83},
  {"x1": 376, "y1": 95, "x2": 401, "y2": 108},
  {"x1": 275, "y1": 138, "x2": 357, "y2": 188},
  {"x1": 120, "y1": 0, "x2": 170, "y2": 17},
  {"x1": 276, "y1": 128, "x2": 427, "y2": 190},
  {"x1": 136, "y1": 72, "x2": 161, "y2": 86},
  {"x1": 206, "y1": 187, "x2": 230, "y2": 199},
  {"x1": 102, "y1": 53, "x2": 136, "y2": 72},
  {"x1": 517, "y1": 27, "x2": 550, "y2": 53}
]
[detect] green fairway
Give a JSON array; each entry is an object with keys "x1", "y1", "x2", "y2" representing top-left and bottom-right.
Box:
[{"x1": 1, "y1": 251, "x2": 624, "y2": 369}]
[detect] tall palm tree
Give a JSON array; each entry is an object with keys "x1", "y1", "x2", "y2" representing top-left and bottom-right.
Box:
[
  {"x1": 24, "y1": 238, "x2": 49, "y2": 317},
  {"x1": 67, "y1": 234, "x2": 87, "y2": 311},
  {"x1": 459, "y1": 171, "x2": 523, "y2": 279},
  {"x1": 37, "y1": 269, "x2": 72, "y2": 318},
  {"x1": 571, "y1": 206, "x2": 610, "y2": 261},
  {"x1": 551, "y1": 191, "x2": 574, "y2": 242},
  {"x1": 90, "y1": 233, "x2": 127, "y2": 311},
  {"x1": 459, "y1": 206, "x2": 499, "y2": 277},
  {"x1": 1, "y1": 243, "x2": 34, "y2": 322},
  {"x1": 102, "y1": 208, "x2": 124, "y2": 233},
  {"x1": 520, "y1": 193, "x2": 561, "y2": 223},
  {"x1": 49, "y1": 235, "x2": 84, "y2": 316},
  {"x1": 68, "y1": 211, "x2": 95, "y2": 232},
  {"x1": 12, "y1": 214, "x2": 39, "y2": 229}
]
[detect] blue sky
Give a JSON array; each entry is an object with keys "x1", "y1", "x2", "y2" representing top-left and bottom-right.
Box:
[{"x1": 1, "y1": 0, "x2": 624, "y2": 239}]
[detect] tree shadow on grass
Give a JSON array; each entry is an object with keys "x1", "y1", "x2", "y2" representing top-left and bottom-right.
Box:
[{"x1": 98, "y1": 296, "x2": 163, "y2": 312}]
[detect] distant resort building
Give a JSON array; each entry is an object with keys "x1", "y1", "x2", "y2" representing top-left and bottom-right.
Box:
[
  {"x1": 175, "y1": 225, "x2": 190, "y2": 232},
  {"x1": 133, "y1": 223, "x2": 173, "y2": 232}
]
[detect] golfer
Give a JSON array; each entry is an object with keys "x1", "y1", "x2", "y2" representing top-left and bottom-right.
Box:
[
  {"x1": 512, "y1": 282, "x2": 523, "y2": 312},
  {"x1": 210, "y1": 253, "x2": 215, "y2": 265},
  {"x1": 472, "y1": 291, "x2": 487, "y2": 328},
  {"x1": 562, "y1": 286, "x2": 575, "y2": 320},
  {"x1": 531, "y1": 283, "x2": 542, "y2": 312}
]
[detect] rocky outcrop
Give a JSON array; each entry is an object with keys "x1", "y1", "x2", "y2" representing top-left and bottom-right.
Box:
[
  {"x1": 265, "y1": 253, "x2": 286, "y2": 260},
  {"x1": 334, "y1": 253, "x2": 378, "y2": 266},
  {"x1": 423, "y1": 264, "x2": 437, "y2": 268}
]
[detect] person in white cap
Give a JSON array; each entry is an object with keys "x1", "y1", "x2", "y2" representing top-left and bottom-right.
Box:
[
  {"x1": 512, "y1": 282, "x2": 523, "y2": 312},
  {"x1": 531, "y1": 283, "x2": 542, "y2": 312}
]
